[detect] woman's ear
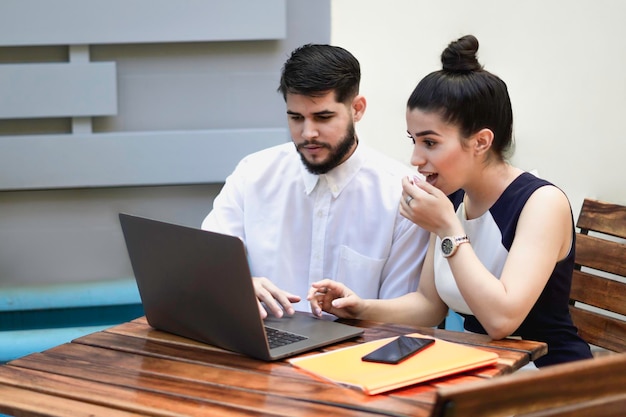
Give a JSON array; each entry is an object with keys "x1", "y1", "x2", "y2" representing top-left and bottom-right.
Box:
[
  {"x1": 473, "y1": 128, "x2": 494, "y2": 155},
  {"x1": 351, "y1": 95, "x2": 367, "y2": 122}
]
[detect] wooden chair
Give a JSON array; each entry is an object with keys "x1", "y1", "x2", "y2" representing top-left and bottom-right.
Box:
[
  {"x1": 430, "y1": 198, "x2": 626, "y2": 416},
  {"x1": 569, "y1": 198, "x2": 626, "y2": 353},
  {"x1": 431, "y1": 352, "x2": 626, "y2": 417}
]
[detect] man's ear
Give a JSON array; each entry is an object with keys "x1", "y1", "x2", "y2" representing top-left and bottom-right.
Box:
[
  {"x1": 473, "y1": 128, "x2": 494, "y2": 155},
  {"x1": 351, "y1": 95, "x2": 367, "y2": 122}
]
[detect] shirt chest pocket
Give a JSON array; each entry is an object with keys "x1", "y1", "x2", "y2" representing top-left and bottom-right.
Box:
[{"x1": 335, "y1": 245, "x2": 386, "y2": 299}]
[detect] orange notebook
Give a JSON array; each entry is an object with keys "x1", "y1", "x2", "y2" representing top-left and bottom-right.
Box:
[{"x1": 289, "y1": 333, "x2": 498, "y2": 395}]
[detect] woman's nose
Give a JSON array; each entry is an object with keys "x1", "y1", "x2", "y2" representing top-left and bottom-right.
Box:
[{"x1": 410, "y1": 148, "x2": 425, "y2": 167}]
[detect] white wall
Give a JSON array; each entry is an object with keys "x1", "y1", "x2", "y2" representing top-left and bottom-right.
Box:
[{"x1": 331, "y1": 0, "x2": 626, "y2": 217}]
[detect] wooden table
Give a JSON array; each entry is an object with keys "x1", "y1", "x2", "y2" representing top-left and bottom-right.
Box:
[{"x1": 0, "y1": 315, "x2": 546, "y2": 417}]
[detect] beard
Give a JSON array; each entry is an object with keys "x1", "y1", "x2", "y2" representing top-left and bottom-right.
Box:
[{"x1": 295, "y1": 123, "x2": 357, "y2": 175}]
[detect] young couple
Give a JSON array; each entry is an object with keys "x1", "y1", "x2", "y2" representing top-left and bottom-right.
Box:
[{"x1": 203, "y1": 36, "x2": 592, "y2": 367}]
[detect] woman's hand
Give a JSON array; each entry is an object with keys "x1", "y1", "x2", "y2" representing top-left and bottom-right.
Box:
[
  {"x1": 400, "y1": 176, "x2": 460, "y2": 237},
  {"x1": 306, "y1": 279, "x2": 365, "y2": 319}
]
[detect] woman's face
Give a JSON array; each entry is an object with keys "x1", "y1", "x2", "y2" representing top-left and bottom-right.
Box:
[{"x1": 406, "y1": 108, "x2": 474, "y2": 196}]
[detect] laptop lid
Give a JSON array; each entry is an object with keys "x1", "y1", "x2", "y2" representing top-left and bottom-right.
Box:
[{"x1": 119, "y1": 213, "x2": 363, "y2": 361}]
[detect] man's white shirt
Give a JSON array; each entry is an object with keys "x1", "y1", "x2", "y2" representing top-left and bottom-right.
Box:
[{"x1": 201, "y1": 142, "x2": 429, "y2": 303}]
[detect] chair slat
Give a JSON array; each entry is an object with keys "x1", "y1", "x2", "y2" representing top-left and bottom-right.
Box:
[
  {"x1": 576, "y1": 198, "x2": 626, "y2": 239},
  {"x1": 570, "y1": 270, "x2": 626, "y2": 316},
  {"x1": 569, "y1": 306, "x2": 626, "y2": 352},
  {"x1": 575, "y1": 234, "x2": 626, "y2": 277},
  {"x1": 431, "y1": 354, "x2": 626, "y2": 417},
  {"x1": 519, "y1": 393, "x2": 626, "y2": 417}
]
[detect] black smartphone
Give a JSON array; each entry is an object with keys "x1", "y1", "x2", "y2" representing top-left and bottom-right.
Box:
[{"x1": 361, "y1": 336, "x2": 435, "y2": 364}]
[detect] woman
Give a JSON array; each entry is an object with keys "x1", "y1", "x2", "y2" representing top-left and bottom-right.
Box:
[{"x1": 307, "y1": 34, "x2": 592, "y2": 367}]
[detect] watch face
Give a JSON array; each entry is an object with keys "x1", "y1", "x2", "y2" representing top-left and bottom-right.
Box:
[{"x1": 441, "y1": 237, "x2": 454, "y2": 255}]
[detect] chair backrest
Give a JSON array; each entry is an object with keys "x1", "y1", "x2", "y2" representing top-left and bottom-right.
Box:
[
  {"x1": 569, "y1": 198, "x2": 626, "y2": 352},
  {"x1": 431, "y1": 353, "x2": 626, "y2": 417}
]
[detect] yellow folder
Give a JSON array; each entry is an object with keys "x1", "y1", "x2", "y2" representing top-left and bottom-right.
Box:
[{"x1": 289, "y1": 333, "x2": 499, "y2": 395}]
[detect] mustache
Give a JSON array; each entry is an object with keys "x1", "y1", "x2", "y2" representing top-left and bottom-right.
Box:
[{"x1": 296, "y1": 140, "x2": 331, "y2": 150}]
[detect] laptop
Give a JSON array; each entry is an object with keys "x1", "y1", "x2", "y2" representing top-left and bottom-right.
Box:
[{"x1": 119, "y1": 213, "x2": 363, "y2": 361}]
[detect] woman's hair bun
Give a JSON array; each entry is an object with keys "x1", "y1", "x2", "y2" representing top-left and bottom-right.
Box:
[{"x1": 441, "y1": 34, "x2": 482, "y2": 72}]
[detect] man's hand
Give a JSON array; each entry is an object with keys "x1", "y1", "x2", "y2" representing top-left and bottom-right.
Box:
[{"x1": 252, "y1": 277, "x2": 301, "y2": 319}]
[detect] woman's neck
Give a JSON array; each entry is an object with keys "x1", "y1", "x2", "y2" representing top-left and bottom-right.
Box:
[{"x1": 463, "y1": 163, "x2": 523, "y2": 220}]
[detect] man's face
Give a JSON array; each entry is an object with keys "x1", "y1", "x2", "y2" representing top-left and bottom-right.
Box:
[{"x1": 286, "y1": 91, "x2": 361, "y2": 175}]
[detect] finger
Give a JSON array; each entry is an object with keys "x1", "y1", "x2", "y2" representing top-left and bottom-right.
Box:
[
  {"x1": 306, "y1": 286, "x2": 329, "y2": 317},
  {"x1": 309, "y1": 297, "x2": 323, "y2": 317},
  {"x1": 332, "y1": 296, "x2": 350, "y2": 309},
  {"x1": 310, "y1": 279, "x2": 334, "y2": 289},
  {"x1": 272, "y1": 291, "x2": 296, "y2": 315},
  {"x1": 255, "y1": 287, "x2": 285, "y2": 318},
  {"x1": 279, "y1": 290, "x2": 301, "y2": 303},
  {"x1": 314, "y1": 279, "x2": 347, "y2": 296},
  {"x1": 266, "y1": 300, "x2": 285, "y2": 318},
  {"x1": 322, "y1": 296, "x2": 356, "y2": 319},
  {"x1": 268, "y1": 288, "x2": 302, "y2": 316},
  {"x1": 401, "y1": 177, "x2": 424, "y2": 201},
  {"x1": 257, "y1": 300, "x2": 268, "y2": 319},
  {"x1": 329, "y1": 293, "x2": 359, "y2": 314},
  {"x1": 253, "y1": 277, "x2": 295, "y2": 317},
  {"x1": 306, "y1": 286, "x2": 319, "y2": 301},
  {"x1": 413, "y1": 176, "x2": 439, "y2": 195}
]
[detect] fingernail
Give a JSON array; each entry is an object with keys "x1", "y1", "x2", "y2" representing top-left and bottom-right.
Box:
[
  {"x1": 413, "y1": 175, "x2": 421, "y2": 183},
  {"x1": 315, "y1": 307, "x2": 321, "y2": 316}
]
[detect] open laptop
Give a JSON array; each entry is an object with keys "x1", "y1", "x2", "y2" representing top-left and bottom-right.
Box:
[{"x1": 119, "y1": 213, "x2": 363, "y2": 361}]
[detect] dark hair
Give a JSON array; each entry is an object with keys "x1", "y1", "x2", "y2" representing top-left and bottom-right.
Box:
[
  {"x1": 278, "y1": 44, "x2": 360, "y2": 104},
  {"x1": 407, "y1": 35, "x2": 514, "y2": 160}
]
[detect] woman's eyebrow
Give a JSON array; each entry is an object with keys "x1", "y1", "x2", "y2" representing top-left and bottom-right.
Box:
[{"x1": 409, "y1": 129, "x2": 441, "y2": 137}]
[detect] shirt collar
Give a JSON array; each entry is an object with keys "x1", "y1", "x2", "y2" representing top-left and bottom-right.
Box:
[{"x1": 301, "y1": 143, "x2": 364, "y2": 197}]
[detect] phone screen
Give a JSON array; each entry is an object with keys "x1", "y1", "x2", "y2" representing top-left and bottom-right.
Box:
[{"x1": 361, "y1": 336, "x2": 435, "y2": 364}]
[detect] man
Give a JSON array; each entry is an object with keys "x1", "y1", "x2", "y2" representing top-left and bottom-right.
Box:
[{"x1": 202, "y1": 44, "x2": 429, "y2": 318}]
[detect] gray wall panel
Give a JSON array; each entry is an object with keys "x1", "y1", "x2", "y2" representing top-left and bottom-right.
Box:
[
  {"x1": 91, "y1": 42, "x2": 286, "y2": 132},
  {"x1": 0, "y1": 62, "x2": 117, "y2": 119},
  {"x1": 0, "y1": 184, "x2": 222, "y2": 285},
  {"x1": 0, "y1": 0, "x2": 286, "y2": 46},
  {"x1": 0, "y1": 129, "x2": 288, "y2": 190}
]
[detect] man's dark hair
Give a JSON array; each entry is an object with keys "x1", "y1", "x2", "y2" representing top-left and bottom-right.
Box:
[{"x1": 278, "y1": 44, "x2": 360, "y2": 103}]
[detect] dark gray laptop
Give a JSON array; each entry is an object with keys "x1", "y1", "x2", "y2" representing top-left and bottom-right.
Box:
[{"x1": 119, "y1": 213, "x2": 363, "y2": 361}]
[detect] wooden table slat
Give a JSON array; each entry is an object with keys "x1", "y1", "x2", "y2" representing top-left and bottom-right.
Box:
[{"x1": 0, "y1": 383, "x2": 147, "y2": 417}]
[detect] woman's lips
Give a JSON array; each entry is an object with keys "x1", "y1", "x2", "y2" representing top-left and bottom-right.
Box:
[{"x1": 424, "y1": 173, "x2": 438, "y2": 185}]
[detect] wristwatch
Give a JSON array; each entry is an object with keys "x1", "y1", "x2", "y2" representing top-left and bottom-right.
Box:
[{"x1": 441, "y1": 235, "x2": 470, "y2": 258}]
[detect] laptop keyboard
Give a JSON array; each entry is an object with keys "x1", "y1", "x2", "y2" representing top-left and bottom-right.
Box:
[{"x1": 265, "y1": 326, "x2": 308, "y2": 349}]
